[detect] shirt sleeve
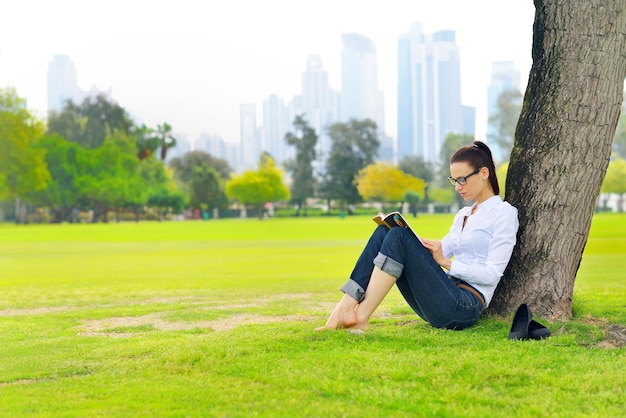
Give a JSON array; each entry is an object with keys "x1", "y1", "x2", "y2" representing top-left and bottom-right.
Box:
[
  {"x1": 447, "y1": 204, "x2": 519, "y2": 287},
  {"x1": 441, "y1": 210, "x2": 464, "y2": 259}
]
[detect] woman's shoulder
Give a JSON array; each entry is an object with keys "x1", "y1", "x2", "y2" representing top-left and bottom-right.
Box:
[
  {"x1": 496, "y1": 199, "x2": 519, "y2": 222},
  {"x1": 485, "y1": 196, "x2": 518, "y2": 218}
]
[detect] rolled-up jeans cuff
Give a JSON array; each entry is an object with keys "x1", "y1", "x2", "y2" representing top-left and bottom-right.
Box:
[
  {"x1": 341, "y1": 280, "x2": 365, "y2": 303},
  {"x1": 373, "y1": 252, "x2": 404, "y2": 278}
]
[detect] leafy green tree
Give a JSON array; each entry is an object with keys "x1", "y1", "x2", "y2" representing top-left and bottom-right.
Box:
[
  {"x1": 601, "y1": 157, "x2": 626, "y2": 211},
  {"x1": 404, "y1": 191, "x2": 422, "y2": 217},
  {"x1": 398, "y1": 155, "x2": 435, "y2": 204},
  {"x1": 0, "y1": 88, "x2": 50, "y2": 222},
  {"x1": 398, "y1": 155, "x2": 435, "y2": 184},
  {"x1": 47, "y1": 94, "x2": 133, "y2": 149},
  {"x1": 284, "y1": 115, "x2": 318, "y2": 216},
  {"x1": 427, "y1": 186, "x2": 455, "y2": 207},
  {"x1": 45, "y1": 100, "x2": 84, "y2": 145},
  {"x1": 169, "y1": 150, "x2": 232, "y2": 186},
  {"x1": 320, "y1": 118, "x2": 379, "y2": 213},
  {"x1": 188, "y1": 164, "x2": 228, "y2": 215},
  {"x1": 488, "y1": 89, "x2": 523, "y2": 162},
  {"x1": 139, "y1": 158, "x2": 186, "y2": 221},
  {"x1": 613, "y1": 113, "x2": 626, "y2": 159},
  {"x1": 77, "y1": 133, "x2": 144, "y2": 222},
  {"x1": 28, "y1": 134, "x2": 83, "y2": 222},
  {"x1": 134, "y1": 124, "x2": 159, "y2": 160},
  {"x1": 226, "y1": 153, "x2": 290, "y2": 218}
]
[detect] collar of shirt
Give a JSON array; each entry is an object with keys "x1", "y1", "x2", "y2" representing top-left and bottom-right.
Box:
[{"x1": 462, "y1": 195, "x2": 503, "y2": 217}]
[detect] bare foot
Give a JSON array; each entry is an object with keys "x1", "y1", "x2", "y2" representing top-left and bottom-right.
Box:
[
  {"x1": 315, "y1": 306, "x2": 358, "y2": 331},
  {"x1": 315, "y1": 294, "x2": 360, "y2": 331}
]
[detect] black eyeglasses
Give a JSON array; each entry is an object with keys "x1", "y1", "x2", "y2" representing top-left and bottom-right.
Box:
[{"x1": 448, "y1": 167, "x2": 482, "y2": 186}]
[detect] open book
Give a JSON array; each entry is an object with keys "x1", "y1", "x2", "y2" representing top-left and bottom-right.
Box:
[{"x1": 372, "y1": 211, "x2": 422, "y2": 243}]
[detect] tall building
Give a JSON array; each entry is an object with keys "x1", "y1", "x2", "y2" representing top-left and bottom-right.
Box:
[
  {"x1": 47, "y1": 54, "x2": 113, "y2": 114},
  {"x1": 397, "y1": 23, "x2": 465, "y2": 163},
  {"x1": 340, "y1": 34, "x2": 384, "y2": 133},
  {"x1": 262, "y1": 94, "x2": 290, "y2": 165},
  {"x1": 239, "y1": 104, "x2": 259, "y2": 171},
  {"x1": 299, "y1": 55, "x2": 339, "y2": 169},
  {"x1": 195, "y1": 133, "x2": 224, "y2": 158},
  {"x1": 47, "y1": 55, "x2": 81, "y2": 113},
  {"x1": 487, "y1": 61, "x2": 521, "y2": 162}
]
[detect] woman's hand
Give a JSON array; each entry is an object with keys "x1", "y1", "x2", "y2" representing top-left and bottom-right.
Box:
[{"x1": 421, "y1": 238, "x2": 451, "y2": 270}]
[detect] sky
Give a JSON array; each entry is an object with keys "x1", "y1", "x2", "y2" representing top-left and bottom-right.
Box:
[{"x1": 0, "y1": 0, "x2": 535, "y2": 145}]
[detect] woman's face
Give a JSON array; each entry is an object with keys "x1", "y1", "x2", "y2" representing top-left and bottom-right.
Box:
[{"x1": 449, "y1": 161, "x2": 490, "y2": 203}]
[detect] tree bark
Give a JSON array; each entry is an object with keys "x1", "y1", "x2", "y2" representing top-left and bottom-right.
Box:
[{"x1": 489, "y1": 0, "x2": 626, "y2": 320}]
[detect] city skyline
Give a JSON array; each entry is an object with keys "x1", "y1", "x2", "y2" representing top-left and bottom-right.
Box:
[{"x1": 0, "y1": 0, "x2": 535, "y2": 144}]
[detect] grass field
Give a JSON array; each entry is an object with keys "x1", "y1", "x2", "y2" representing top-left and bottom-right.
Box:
[{"x1": 0, "y1": 213, "x2": 624, "y2": 417}]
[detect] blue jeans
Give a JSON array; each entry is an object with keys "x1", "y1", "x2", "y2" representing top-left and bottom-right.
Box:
[{"x1": 341, "y1": 225, "x2": 484, "y2": 330}]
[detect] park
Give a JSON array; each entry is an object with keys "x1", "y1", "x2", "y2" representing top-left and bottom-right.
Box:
[
  {"x1": 0, "y1": 213, "x2": 624, "y2": 416},
  {"x1": 1, "y1": 1, "x2": 626, "y2": 415}
]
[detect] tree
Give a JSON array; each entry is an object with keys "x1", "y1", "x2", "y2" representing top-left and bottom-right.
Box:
[
  {"x1": 154, "y1": 122, "x2": 176, "y2": 161},
  {"x1": 168, "y1": 150, "x2": 232, "y2": 214},
  {"x1": 601, "y1": 157, "x2": 626, "y2": 211},
  {"x1": 487, "y1": 89, "x2": 523, "y2": 162},
  {"x1": 427, "y1": 187, "x2": 455, "y2": 208},
  {"x1": 28, "y1": 134, "x2": 84, "y2": 222},
  {"x1": 188, "y1": 164, "x2": 228, "y2": 215},
  {"x1": 139, "y1": 157, "x2": 186, "y2": 221},
  {"x1": 490, "y1": 1, "x2": 626, "y2": 320},
  {"x1": 225, "y1": 153, "x2": 290, "y2": 218},
  {"x1": 320, "y1": 118, "x2": 379, "y2": 213},
  {"x1": 169, "y1": 150, "x2": 232, "y2": 185},
  {"x1": 77, "y1": 133, "x2": 144, "y2": 222},
  {"x1": 496, "y1": 162, "x2": 509, "y2": 198},
  {"x1": 284, "y1": 115, "x2": 318, "y2": 216},
  {"x1": 398, "y1": 156, "x2": 435, "y2": 184},
  {"x1": 354, "y1": 162, "x2": 426, "y2": 206},
  {"x1": 0, "y1": 88, "x2": 50, "y2": 222},
  {"x1": 134, "y1": 124, "x2": 159, "y2": 160},
  {"x1": 398, "y1": 155, "x2": 435, "y2": 204},
  {"x1": 47, "y1": 94, "x2": 133, "y2": 149},
  {"x1": 613, "y1": 112, "x2": 626, "y2": 159}
]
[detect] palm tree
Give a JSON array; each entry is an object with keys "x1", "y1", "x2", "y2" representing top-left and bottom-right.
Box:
[
  {"x1": 155, "y1": 122, "x2": 177, "y2": 161},
  {"x1": 134, "y1": 124, "x2": 159, "y2": 160}
]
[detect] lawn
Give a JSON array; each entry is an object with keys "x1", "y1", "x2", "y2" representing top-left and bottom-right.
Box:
[{"x1": 0, "y1": 213, "x2": 624, "y2": 417}]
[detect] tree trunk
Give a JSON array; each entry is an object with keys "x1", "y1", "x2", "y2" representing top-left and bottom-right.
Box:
[{"x1": 490, "y1": 0, "x2": 626, "y2": 320}]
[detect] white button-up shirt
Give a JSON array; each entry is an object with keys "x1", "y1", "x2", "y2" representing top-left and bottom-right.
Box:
[{"x1": 441, "y1": 195, "x2": 519, "y2": 307}]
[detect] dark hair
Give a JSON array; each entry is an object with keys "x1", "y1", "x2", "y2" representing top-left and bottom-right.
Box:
[{"x1": 450, "y1": 140, "x2": 499, "y2": 195}]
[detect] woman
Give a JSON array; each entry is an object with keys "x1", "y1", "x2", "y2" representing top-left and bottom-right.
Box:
[{"x1": 317, "y1": 141, "x2": 519, "y2": 331}]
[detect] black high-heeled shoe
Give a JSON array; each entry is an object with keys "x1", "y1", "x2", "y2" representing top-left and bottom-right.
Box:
[
  {"x1": 508, "y1": 303, "x2": 551, "y2": 340},
  {"x1": 528, "y1": 319, "x2": 551, "y2": 340},
  {"x1": 508, "y1": 303, "x2": 532, "y2": 340}
]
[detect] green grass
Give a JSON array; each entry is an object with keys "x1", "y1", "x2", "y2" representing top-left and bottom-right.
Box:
[{"x1": 0, "y1": 213, "x2": 624, "y2": 417}]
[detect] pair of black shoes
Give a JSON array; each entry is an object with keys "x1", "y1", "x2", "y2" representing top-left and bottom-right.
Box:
[{"x1": 508, "y1": 303, "x2": 551, "y2": 340}]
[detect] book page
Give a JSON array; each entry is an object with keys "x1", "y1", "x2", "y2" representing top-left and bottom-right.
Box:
[{"x1": 373, "y1": 212, "x2": 422, "y2": 243}]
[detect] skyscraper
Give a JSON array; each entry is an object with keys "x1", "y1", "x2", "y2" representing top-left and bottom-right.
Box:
[
  {"x1": 47, "y1": 54, "x2": 80, "y2": 113},
  {"x1": 299, "y1": 55, "x2": 338, "y2": 167},
  {"x1": 487, "y1": 61, "x2": 521, "y2": 162},
  {"x1": 262, "y1": 94, "x2": 291, "y2": 165},
  {"x1": 340, "y1": 34, "x2": 384, "y2": 133},
  {"x1": 47, "y1": 54, "x2": 113, "y2": 114},
  {"x1": 239, "y1": 104, "x2": 258, "y2": 171},
  {"x1": 397, "y1": 23, "x2": 464, "y2": 163}
]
